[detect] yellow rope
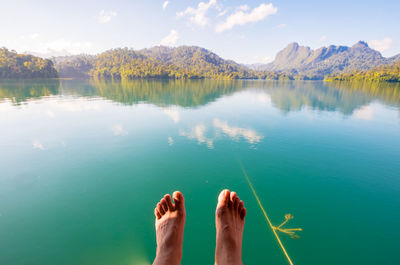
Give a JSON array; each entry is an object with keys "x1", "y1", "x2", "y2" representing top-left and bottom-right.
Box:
[{"x1": 240, "y1": 164, "x2": 294, "y2": 265}]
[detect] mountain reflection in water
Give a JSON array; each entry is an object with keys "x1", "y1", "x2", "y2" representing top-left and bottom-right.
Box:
[{"x1": 1, "y1": 79, "x2": 399, "y2": 116}]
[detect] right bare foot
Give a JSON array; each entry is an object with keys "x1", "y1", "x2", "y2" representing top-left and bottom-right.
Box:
[
  {"x1": 215, "y1": 189, "x2": 247, "y2": 265},
  {"x1": 153, "y1": 191, "x2": 185, "y2": 265}
]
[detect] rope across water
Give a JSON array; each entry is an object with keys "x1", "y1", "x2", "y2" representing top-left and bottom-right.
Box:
[{"x1": 240, "y1": 163, "x2": 295, "y2": 265}]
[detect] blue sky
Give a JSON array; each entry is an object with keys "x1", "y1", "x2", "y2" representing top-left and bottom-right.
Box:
[{"x1": 1, "y1": 0, "x2": 399, "y2": 63}]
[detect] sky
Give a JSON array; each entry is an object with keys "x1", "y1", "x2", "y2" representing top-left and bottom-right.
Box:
[{"x1": 1, "y1": 0, "x2": 399, "y2": 64}]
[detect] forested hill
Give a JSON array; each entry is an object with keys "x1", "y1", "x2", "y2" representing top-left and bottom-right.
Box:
[
  {"x1": 0, "y1": 48, "x2": 58, "y2": 78},
  {"x1": 54, "y1": 46, "x2": 291, "y2": 80},
  {"x1": 137, "y1": 46, "x2": 244, "y2": 73}
]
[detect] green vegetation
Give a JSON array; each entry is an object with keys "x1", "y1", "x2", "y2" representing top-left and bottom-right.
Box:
[
  {"x1": 324, "y1": 62, "x2": 400, "y2": 82},
  {"x1": 2, "y1": 43, "x2": 400, "y2": 82},
  {"x1": 0, "y1": 47, "x2": 58, "y2": 78},
  {"x1": 55, "y1": 46, "x2": 294, "y2": 80}
]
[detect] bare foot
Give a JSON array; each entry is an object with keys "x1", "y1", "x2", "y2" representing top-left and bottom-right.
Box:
[
  {"x1": 215, "y1": 189, "x2": 246, "y2": 265},
  {"x1": 153, "y1": 191, "x2": 186, "y2": 265}
]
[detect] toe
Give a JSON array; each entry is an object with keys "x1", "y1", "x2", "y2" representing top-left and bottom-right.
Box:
[
  {"x1": 238, "y1": 200, "x2": 244, "y2": 213},
  {"x1": 217, "y1": 189, "x2": 230, "y2": 208},
  {"x1": 173, "y1": 191, "x2": 185, "y2": 211},
  {"x1": 231, "y1": 192, "x2": 239, "y2": 210},
  {"x1": 230, "y1": 191, "x2": 237, "y2": 202},
  {"x1": 157, "y1": 203, "x2": 165, "y2": 215},
  {"x1": 154, "y1": 207, "x2": 162, "y2": 219},
  {"x1": 160, "y1": 198, "x2": 169, "y2": 213},
  {"x1": 164, "y1": 194, "x2": 175, "y2": 211},
  {"x1": 234, "y1": 197, "x2": 240, "y2": 211},
  {"x1": 240, "y1": 207, "x2": 247, "y2": 220}
]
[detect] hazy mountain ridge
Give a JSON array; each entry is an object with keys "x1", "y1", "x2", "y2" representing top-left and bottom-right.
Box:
[
  {"x1": 256, "y1": 41, "x2": 400, "y2": 78},
  {"x1": 53, "y1": 54, "x2": 95, "y2": 78}
]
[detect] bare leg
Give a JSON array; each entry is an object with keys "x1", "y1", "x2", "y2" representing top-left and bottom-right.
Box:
[
  {"x1": 215, "y1": 189, "x2": 247, "y2": 265},
  {"x1": 153, "y1": 191, "x2": 186, "y2": 265}
]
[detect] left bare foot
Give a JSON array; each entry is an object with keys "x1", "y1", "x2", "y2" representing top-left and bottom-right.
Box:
[{"x1": 153, "y1": 191, "x2": 186, "y2": 265}]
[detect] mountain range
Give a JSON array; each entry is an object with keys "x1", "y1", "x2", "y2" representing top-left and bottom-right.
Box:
[
  {"x1": 251, "y1": 41, "x2": 400, "y2": 78},
  {"x1": 1, "y1": 41, "x2": 400, "y2": 80},
  {"x1": 55, "y1": 41, "x2": 400, "y2": 80}
]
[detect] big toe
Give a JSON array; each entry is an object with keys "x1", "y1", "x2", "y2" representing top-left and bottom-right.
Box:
[
  {"x1": 173, "y1": 191, "x2": 185, "y2": 212},
  {"x1": 217, "y1": 189, "x2": 230, "y2": 209}
]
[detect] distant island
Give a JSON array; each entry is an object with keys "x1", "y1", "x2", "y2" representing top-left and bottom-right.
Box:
[{"x1": 1, "y1": 41, "x2": 400, "y2": 81}]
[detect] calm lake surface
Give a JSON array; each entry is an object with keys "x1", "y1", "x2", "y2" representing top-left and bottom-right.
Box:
[{"x1": 0, "y1": 79, "x2": 399, "y2": 265}]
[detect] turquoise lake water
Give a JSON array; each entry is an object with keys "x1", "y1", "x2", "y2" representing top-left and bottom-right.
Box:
[{"x1": 0, "y1": 79, "x2": 399, "y2": 265}]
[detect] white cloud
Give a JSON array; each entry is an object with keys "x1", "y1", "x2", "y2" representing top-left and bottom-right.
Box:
[
  {"x1": 217, "y1": 10, "x2": 227, "y2": 17},
  {"x1": 163, "y1": 1, "x2": 169, "y2": 10},
  {"x1": 111, "y1": 124, "x2": 128, "y2": 136},
  {"x1": 4, "y1": 34, "x2": 95, "y2": 57},
  {"x1": 33, "y1": 140, "x2": 45, "y2": 150},
  {"x1": 254, "y1": 55, "x2": 274, "y2": 63},
  {"x1": 17, "y1": 34, "x2": 39, "y2": 41},
  {"x1": 213, "y1": 119, "x2": 263, "y2": 144},
  {"x1": 163, "y1": 107, "x2": 180, "y2": 123},
  {"x1": 179, "y1": 123, "x2": 213, "y2": 149},
  {"x1": 177, "y1": 0, "x2": 217, "y2": 27},
  {"x1": 28, "y1": 33, "x2": 39, "y2": 40},
  {"x1": 42, "y1": 39, "x2": 93, "y2": 55},
  {"x1": 216, "y1": 3, "x2": 277, "y2": 32},
  {"x1": 275, "y1": 23, "x2": 286, "y2": 29},
  {"x1": 160, "y1": 30, "x2": 179, "y2": 46},
  {"x1": 261, "y1": 55, "x2": 274, "y2": 63},
  {"x1": 168, "y1": 136, "x2": 174, "y2": 146},
  {"x1": 97, "y1": 10, "x2": 117, "y2": 24},
  {"x1": 353, "y1": 105, "x2": 373, "y2": 120},
  {"x1": 369, "y1": 37, "x2": 393, "y2": 52},
  {"x1": 319, "y1": 35, "x2": 327, "y2": 42},
  {"x1": 252, "y1": 55, "x2": 274, "y2": 63},
  {"x1": 25, "y1": 49, "x2": 72, "y2": 58},
  {"x1": 237, "y1": 5, "x2": 249, "y2": 11}
]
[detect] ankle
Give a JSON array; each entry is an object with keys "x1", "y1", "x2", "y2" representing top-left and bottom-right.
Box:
[
  {"x1": 154, "y1": 245, "x2": 182, "y2": 265},
  {"x1": 215, "y1": 245, "x2": 242, "y2": 265},
  {"x1": 215, "y1": 253, "x2": 243, "y2": 265}
]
